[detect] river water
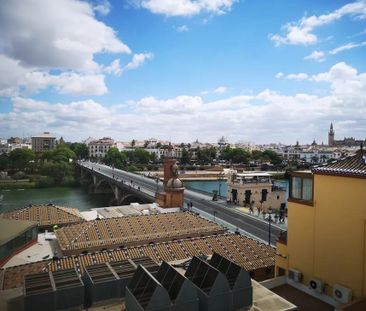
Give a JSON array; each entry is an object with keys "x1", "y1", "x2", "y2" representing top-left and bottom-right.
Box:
[
  {"x1": 1, "y1": 180, "x2": 289, "y2": 213},
  {"x1": 0, "y1": 187, "x2": 111, "y2": 213},
  {"x1": 184, "y1": 180, "x2": 289, "y2": 199}
]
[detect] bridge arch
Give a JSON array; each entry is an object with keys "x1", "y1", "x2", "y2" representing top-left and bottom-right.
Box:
[{"x1": 119, "y1": 194, "x2": 145, "y2": 205}]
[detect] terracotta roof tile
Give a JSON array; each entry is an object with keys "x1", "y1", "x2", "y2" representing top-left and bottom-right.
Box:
[{"x1": 312, "y1": 149, "x2": 366, "y2": 178}]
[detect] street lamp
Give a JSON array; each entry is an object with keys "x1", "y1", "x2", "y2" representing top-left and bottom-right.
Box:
[
  {"x1": 267, "y1": 209, "x2": 273, "y2": 245},
  {"x1": 213, "y1": 210, "x2": 217, "y2": 223},
  {"x1": 217, "y1": 172, "x2": 224, "y2": 200},
  {"x1": 155, "y1": 175, "x2": 159, "y2": 193}
]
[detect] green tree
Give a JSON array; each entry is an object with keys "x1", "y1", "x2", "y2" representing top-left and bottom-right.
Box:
[
  {"x1": 134, "y1": 148, "x2": 151, "y2": 164},
  {"x1": 180, "y1": 148, "x2": 191, "y2": 165},
  {"x1": 70, "y1": 143, "x2": 89, "y2": 159},
  {"x1": 41, "y1": 162, "x2": 72, "y2": 184},
  {"x1": 262, "y1": 150, "x2": 282, "y2": 165},
  {"x1": 222, "y1": 147, "x2": 250, "y2": 164},
  {"x1": 251, "y1": 150, "x2": 263, "y2": 161},
  {"x1": 104, "y1": 147, "x2": 127, "y2": 169},
  {"x1": 0, "y1": 153, "x2": 9, "y2": 171},
  {"x1": 9, "y1": 148, "x2": 35, "y2": 171}
]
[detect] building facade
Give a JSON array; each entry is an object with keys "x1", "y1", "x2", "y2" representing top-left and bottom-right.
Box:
[
  {"x1": 226, "y1": 172, "x2": 286, "y2": 211},
  {"x1": 31, "y1": 132, "x2": 56, "y2": 153},
  {"x1": 276, "y1": 148, "x2": 366, "y2": 305},
  {"x1": 88, "y1": 137, "x2": 115, "y2": 159}
]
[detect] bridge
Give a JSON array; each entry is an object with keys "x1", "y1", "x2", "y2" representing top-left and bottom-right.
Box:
[{"x1": 78, "y1": 161, "x2": 284, "y2": 245}]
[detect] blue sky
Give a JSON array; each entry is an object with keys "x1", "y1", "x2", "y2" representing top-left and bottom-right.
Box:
[{"x1": 0, "y1": 0, "x2": 366, "y2": 144}]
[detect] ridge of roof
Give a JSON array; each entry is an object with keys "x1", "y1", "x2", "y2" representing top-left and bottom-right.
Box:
[{"x1": 312, "y1": 149, "x2": 366, "y2": 178}]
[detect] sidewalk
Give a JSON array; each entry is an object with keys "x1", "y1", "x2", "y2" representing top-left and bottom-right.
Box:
[{"x1": 215, "y1": 199, "x2": 288, "y2": 231}]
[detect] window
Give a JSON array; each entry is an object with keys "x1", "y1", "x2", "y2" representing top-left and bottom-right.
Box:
[{"x1": 290, "y1": 175, "x2": 313, "y2": 202}]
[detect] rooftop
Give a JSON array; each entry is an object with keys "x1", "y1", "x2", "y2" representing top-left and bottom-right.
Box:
[
  {"x1": 1, "y1": 233, "x2": 275, "y2": 289},
  {"x1": 312, "y1": 149, "x2": 366, "y2": 178},
  {"x1": 56, "y1": 212, "x2": 225, "y2": 255},
  {"x1": 1, "y1": 204, "x2": 85, "y2": 228},
  {"x1": 31, "y1": 132, "x2": 56, "y2": 138}
]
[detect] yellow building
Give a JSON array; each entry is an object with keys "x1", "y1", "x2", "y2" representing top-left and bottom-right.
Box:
[{"x1": 275, "y1": 148, "x2": 366, "y2": 306}]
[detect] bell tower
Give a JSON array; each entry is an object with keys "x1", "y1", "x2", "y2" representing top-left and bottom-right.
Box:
[{"x1": 328, "y1": 123, "x2": 335, "y2": 146}]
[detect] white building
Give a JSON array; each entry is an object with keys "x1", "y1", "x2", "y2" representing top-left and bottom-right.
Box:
[{"x1": 88, "y1": 137, "x2": 115, "y2": 159}]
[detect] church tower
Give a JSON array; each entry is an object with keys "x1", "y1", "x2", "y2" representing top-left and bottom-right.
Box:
[{"x1": 328, "y1": 122, "x2": 335, "y2": 146}]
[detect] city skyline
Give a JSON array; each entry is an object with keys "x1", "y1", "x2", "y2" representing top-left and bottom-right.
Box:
[{"x1": 0, "y1": 0, "x2": 366, "y2": 143}]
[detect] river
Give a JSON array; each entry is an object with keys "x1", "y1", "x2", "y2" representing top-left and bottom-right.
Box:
[
  {"x1": 184, "y1": 180, "x2": 289, "y2": 199},
  {"x1": 0, "y1": 187, "x2": 111, "y2": 213},
  {"x1": 1, "y1": 180, "x2": 289, "y2": 213}
]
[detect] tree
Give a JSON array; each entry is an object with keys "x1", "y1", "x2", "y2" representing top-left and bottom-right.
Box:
[
  {"x1": 251, "y1": 150, "x2": 263, "y2": 161},
  {"x1": 131, "y1": 139, "x2": 136, "y2": 147},
  {"x1": 104, "y1": 147, "x2": 127, "y2": 169},
  {"x1": 9, "y1": 148, "x2": 35, "y2": 171},
  {"x1": 134, "y1": 148, "x2": 151, "y2": 164},
  {"x1": 41, "y1": 162, "x2": 72, "y2": 184},
  {"x1": 262, "y1": 150, "x2": 282, "y2": 165},
  {"x1": 180, "y1": 148, "x2": 191, "y2": 165},
  {"x1": 70, "y1": 143, "x2": 89, "y2": 159},
  {"x1": 222, "y1": 147, "x2": 250, "y2": 164},
  {"x1": 0, "y1": 153, "x2": 9, "y2": 171},
  {"x1": 46, "y1": 145, "x2": 76, "y2": 163}
]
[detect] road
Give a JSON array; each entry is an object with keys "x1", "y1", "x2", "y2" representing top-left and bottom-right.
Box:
[{"x1": 80, "y1": 161, "x2": 283, "y2": 245}]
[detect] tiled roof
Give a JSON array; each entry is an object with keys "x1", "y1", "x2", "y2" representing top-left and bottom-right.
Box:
[
  {"x1": 312, "y1": 149, "x2": 366, "y2": 178},
  {"x1": 1, "y1": 204, "x2": 85, "y2": 228},
  {"x1": 1, "y1": 233, "x2": 275, "y2": 289}
]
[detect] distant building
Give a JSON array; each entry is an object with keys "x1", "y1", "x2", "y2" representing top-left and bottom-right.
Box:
[
  {"x1": 276, "y1": 148, "x2": 366, "y2": 305},
  {"x1": 328, "y1": 123, "x2": 366, "y2": 147},
  {"x1": 0, "y1": 143, "x2": 31, "y2": 154},
  {"x1": 227, "y1": 172, "x2": 286, "y2": 211},
  {"x1": 31, "y1": 132, "x2": 56, "y2": 152},
  {"x1": 88, "y1": 137, "x2": 114, "y2": 159}
]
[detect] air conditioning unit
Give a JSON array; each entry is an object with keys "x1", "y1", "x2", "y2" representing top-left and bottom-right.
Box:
[
  {"x1": 333, "y1": 284, "x2": 352, "y2": 304},
  {"x1": 309, "y1": 278, "x2": 325, "y2": 293},
  {"x1": 288, "y1": 268, "x2": 302, "y2": 282}
]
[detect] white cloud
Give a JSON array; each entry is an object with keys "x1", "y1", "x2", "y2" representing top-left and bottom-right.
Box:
[
  {"x1": 276, "y1": 72, "x2": 309, "y2": 81},
  {"x1": 124, "y1": 53, "x2": 154, "y2": 71},
  {"x1": 177, "y1": 25, "x2": 189, "y2": 32},
  {"x1": 214, "y1": 86, "x2": 227, "y2": 94},
  {"x1": 2, "y1": 63, "x2": 365, "y2": 143},
  {"x1": 271, "y1": 1, "x2": 366, "y2": 46},
  {"x1": 93, "y1": 0, "x2": 111, "y2": 16},
  {"x1": 103, "y1": 59, "x2": 123, "y2": 76},
  {"x1": 304, "y1": 50, "x2": 325, "y2": 62},
  {"x1": 138, "y1": 0, "x2": 236, "y2": 17},
  {"x1": 0, "y1": 0, "x2": 135, "y2": 97},
  {"x1": 0, "y1": 0, "x2": 130, "y2": 72},
  {"x1": 329, "y1": 41, "x2": 366, "y2": 55},
  {"x1": 285, "y1": 73, "x2": 309, "y2": 81}
]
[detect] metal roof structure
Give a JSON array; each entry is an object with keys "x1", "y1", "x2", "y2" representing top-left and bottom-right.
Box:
[{"x1": 0, "y1": 218, "x2": 37, "y2": 246}]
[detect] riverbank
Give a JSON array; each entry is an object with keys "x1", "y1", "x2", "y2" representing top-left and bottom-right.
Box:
[{"x1": 0, "y1": 186, "x2": 111, "y2": 212}]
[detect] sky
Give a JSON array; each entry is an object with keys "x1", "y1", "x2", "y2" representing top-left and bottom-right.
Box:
[{"x1": 0, "y1": 0, "x2": 366, "y2": 144}]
